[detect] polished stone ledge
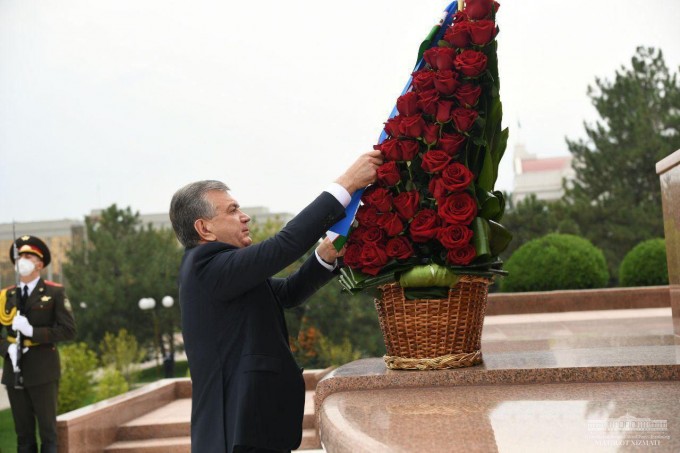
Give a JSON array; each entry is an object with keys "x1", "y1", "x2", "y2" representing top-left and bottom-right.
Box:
[
  {"x1": 320, "y1": 381, "x2": 680, "y2": 453},
  {"x1": 317, "y1": 308, "x2": 680, "y2": 452}
]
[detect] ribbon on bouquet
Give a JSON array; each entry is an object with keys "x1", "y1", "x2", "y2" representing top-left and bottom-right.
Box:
[{"x1": 327, "y1": 1, "x2": 460, "y2": 251}]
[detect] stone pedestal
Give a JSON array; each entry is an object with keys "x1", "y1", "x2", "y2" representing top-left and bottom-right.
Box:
[{"x1": 657, "y1": 149, "x2": 680, "y2": 336}]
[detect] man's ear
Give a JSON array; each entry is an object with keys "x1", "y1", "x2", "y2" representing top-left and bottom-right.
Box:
[{"x1": 194, "y1": 218, "x2": 216, "y2": 242}]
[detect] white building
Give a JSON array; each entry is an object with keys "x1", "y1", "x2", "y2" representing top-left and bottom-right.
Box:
[{"x1": 512, "y1": 142, "x2": 575, "y2": 204}]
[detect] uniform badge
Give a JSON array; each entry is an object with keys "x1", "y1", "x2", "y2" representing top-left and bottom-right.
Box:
[
  {"x1": 21, "y1": 235, "x2": 30, "y2": 241},
  {"x1": 41, "y1": 296, "x2": 52, "y2": 302},
  {"x1": 64, "y1": 299, "x2": 73, "y2": 312},
  {"x1": 39, "y1": 287, "x2": 44, "y2": 293}
]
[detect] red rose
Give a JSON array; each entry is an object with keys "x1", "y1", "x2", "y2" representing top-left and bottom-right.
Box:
[
  {"x1": 454, "y1": 83, "x2": 482, "y2": 108},
  {"x1": 376, "y1": 138, "x2": 400, "y2": 161},
  {"x1": 411, "y1": 69, "x2": 436, "y2": 92},
  {"x1": 454, "y1": 50, "x2": 488, "y2": 77},
  {"x1": 438, "y1": 192, "x2": 478, "y2": 225},
  {"x1": 423, "y1": 47, "x2": 457, "y2": 70},
  {"x1": 434, "y1": 70, "x2": 461, "y2": 96},
  {"x1": 422, "y1": 123, "x2": 441, "y2": 146},
  {"x1": 409, "y1": 209, "x2": 441, "y2": 243},
  {"x1": 386, "y1": 236, "x2": 414, "y2": 260},
  {"x1": 361, "y1": 226, "x2": 386, "y2": 244},
  {"x1": 451, "y1": 107, "x2": 479, "y2": 132},
  {"x1": 393, "y1": 190, "x2": 420, "y2": 220},
  {"x1": 438, "y1": 224, "x2": 474, "y2": 249},
  {"x1": 428, "y1": 177, "x2": 448, "y2": 201},
  {"x1": 446, "y1": 244, "x2": 477, "y2": 265},
  {"x1": 355, "y1": 205, "x2": 380, "y2": 227},
  {"x1": 363, "y1": 186, "x2": 393, "y2": 212},
  {"x1": 441, "y1": 162, "x2": 474, "y2": 191},
  {"x1": 439, "y1": 132, "x2": 466, "y2": 155},
  {"x1": 349, "y1": 225, "x2": 369, "y2": 244},
  {"x1": 421, "y1": 150, "x2": 452, "y2": 174},
  {"x1": 469, "y1": 20, "x2": 497, "y2": 46},
  {"x1": 464, "y1": 0, "x2": 497, "y2": 20},
  {"x1": 344, "y1": 243, "x2": 363, "y2": 269},
  {"x1": 444, "y1": 21, "x2": 471, "y2": 48},
  {"x1": 360, "y1": 243, "x2": 389, "y2": 275},
  {"x1": 398, "y1": 140, "x2": 420, "y2": 161},
  {"x1": 399, "y1": 115, "x2": 427, "y2": 138},
  {"x1": 416, "y1": 89, "x2": 440, "y2": 115},
  {"x1": 377, "y1": 212, "x2": 404, "y2": 236},
  {"x1": 452, "y1": 11, "x2": 469, "y2": 23},
  {"x1": 384, "y1": 116, "x2": 403, "y2": 137},
  {"x1": 435, "y1": 100, "x2": 455, "y2": 124},
  {"x1": 396, "y1": 91, "x2": 420, "y2": 116},
  {"x1": 377, "y1": 162, "x2": 401, "y2": 187}
]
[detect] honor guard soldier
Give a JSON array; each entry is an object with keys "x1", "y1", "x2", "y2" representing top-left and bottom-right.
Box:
[{"x1": 0, "y1": 235, "x2": 77, "y2": 453}]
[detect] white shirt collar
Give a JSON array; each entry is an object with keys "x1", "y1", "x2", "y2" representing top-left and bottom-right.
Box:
[{"x1": 21, "y1": 276, "x2": 41, "y2": 297}]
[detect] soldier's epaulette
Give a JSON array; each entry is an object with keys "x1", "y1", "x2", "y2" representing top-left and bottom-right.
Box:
[
  {"x1": 2, "y1": 285, "x2": 16, "y2": 291},
  {"x1": 45, "y1": 281, "x2": 63, "y2": 287}
]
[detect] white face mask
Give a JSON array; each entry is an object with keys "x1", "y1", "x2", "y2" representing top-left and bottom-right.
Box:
[{"x1": 17, "y1": 258, "x2": 36, "y2": 277}]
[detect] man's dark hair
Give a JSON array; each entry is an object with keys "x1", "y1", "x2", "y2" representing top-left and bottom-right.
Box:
[{"x1": 170, "y1": 180, "x2": 229, "y2": 248}]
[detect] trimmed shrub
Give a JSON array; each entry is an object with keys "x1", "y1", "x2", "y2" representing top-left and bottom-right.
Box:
[
  {"x1": 619, "y1": 239, "x2": 668, "y2": 287},
  {"x1": 500, "y1": 233, "x2": 608, "y2": 292},
  {"x1": 99, "y1": 328, "x2": 145, "y2": 385},
  {"x1": 95, "y1": 368, "x2": 129, "y2": 401},
  {"x1": 59, "y1": 343, "x2": 98, "y2": 414}
]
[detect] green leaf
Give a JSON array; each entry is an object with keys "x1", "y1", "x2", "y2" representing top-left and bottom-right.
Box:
[
  {"x1": 472, "y1": 217, "x2": 492, "y2": 261},
  {"x1": 477, "y1": 146, "x2": 495, "y2": 192},
  {"x1": 487, "y1": 219, "x2": 513, "y2": 256},
  {"x1": 476, "y1": 186, "x2": 501, "y2": 220}
]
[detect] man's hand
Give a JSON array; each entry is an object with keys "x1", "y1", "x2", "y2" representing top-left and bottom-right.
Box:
[
  {"x1": 335, "y1": 150, "x2": 383, "y2": 194},
  {"x1": 12, "y1": 314, "x2": 34, "y2": 337},
  {"x1": 317, "y1": 237, "x2": 345, "y2": 265}
]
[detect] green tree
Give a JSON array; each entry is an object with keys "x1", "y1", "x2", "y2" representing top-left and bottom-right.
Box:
[
  {"x1": 63, "y1": 205, "x2": 183, "y2": 352},
  {"x1": 564, "y1": 47, "x2": 680, "y2": 282}
]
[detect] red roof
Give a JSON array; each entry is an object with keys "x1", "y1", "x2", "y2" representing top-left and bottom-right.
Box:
[{"x1": 522, "y1": 157, "x2": 571, "y2": 173}]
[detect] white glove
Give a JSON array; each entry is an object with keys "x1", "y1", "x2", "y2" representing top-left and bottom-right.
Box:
[
  {"x1": 12, "y1": 314, "x2": 34, "y2": 337},
  {"x1": 8, "y1": 343, "x2": 19, "y2": 372}
]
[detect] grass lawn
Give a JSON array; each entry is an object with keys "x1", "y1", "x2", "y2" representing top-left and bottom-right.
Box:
[
  {"x1": 135, "y1": 359, "x2": 189, "y2": 384},
  {"x1": 0, "y1": 408, "x2": 17, "y2": 453}
]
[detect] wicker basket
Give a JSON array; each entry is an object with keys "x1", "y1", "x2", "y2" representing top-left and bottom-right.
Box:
[{"x1": 375, "y1": 275, "x2": 492, "y2": 370}]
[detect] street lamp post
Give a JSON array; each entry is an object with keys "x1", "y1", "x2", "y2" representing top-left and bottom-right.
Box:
[{"x1": 138, "y1": 296, "x2": 176, "y2": 379}]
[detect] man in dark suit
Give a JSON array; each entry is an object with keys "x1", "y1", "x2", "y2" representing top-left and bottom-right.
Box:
[
  {"x1": 169, "y1": 150, "x2": 381, "y2": 453},
  {"x1": 0, "y1": 235, "x2": 77, "y2": 453}
]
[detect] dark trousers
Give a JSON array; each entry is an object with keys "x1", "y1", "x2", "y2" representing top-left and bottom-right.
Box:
[{"x1": 6, "y1": 381, "x2": 59, "y2": 453}]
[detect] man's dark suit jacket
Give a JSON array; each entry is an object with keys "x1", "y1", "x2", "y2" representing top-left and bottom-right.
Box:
[{"x1": 179, "y1": 192, "x2": 345, "y2": 453}]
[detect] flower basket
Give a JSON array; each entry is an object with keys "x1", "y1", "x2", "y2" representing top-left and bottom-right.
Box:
[{"x1": 375, "y1": 275, "x2": 491, "y2": 370}]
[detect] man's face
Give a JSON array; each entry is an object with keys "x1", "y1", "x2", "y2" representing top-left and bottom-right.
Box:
[
  {"x1": 202, "y1": 190, "x2": 252, "y2": 248},
  {"x1": 19, "y1": 253, "x2": 44, "y2": 274}
]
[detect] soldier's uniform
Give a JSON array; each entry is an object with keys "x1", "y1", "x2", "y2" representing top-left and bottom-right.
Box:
[{"x1": 0, "y1": 236, "x2": 76, "y2": 453}]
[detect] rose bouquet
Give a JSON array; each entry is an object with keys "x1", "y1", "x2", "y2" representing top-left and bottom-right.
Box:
[{"x1": 340, "y1": 0, "x2": 511, "y2": 299}]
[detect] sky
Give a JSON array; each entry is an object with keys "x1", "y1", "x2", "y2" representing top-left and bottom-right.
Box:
[{"x1": 1, "y1": 0, "x2": 679, "y2": 223}]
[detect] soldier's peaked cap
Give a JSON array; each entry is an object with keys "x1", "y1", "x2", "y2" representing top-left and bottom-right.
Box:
[{"x1": 9, "y1": 235, "x2": 51, "y2": 267}]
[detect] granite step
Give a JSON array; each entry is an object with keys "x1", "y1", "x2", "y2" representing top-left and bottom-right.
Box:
[
  {"x1": 104, "y1": 436, "x2": 190, "y2": 453},
  {"x1": 117, "y1": 399, "x2": 191, "y2": 441},
  {"x1": 106, "y1": 431, "x2": 319, "y2": 452}
]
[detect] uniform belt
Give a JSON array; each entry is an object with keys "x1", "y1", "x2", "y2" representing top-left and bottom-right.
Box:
[{"x1": 7, "y1": 336, "x2": 52, "y2": 349}]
